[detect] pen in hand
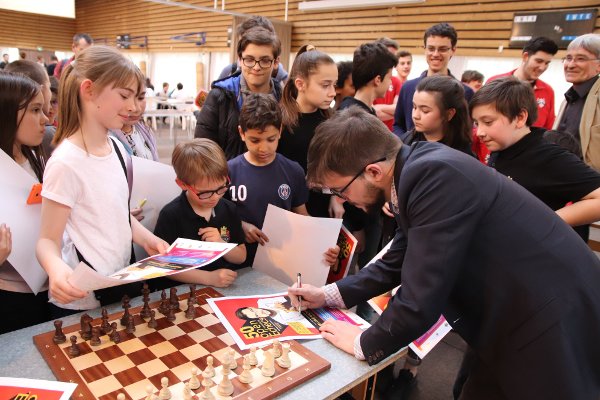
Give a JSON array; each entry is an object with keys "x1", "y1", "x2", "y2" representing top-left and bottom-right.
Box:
[{"x1": 297, "y1": 273, "x2": 302, "y2": 312}]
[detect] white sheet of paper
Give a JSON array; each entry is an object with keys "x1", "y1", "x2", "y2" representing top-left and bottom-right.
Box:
[
  {"x1": 253, "y1": 204, "x2": 342, "y2": 287},
  {"x1": 129, "y1": 156, "x2": 179, "y2": 260},
  {"x1": 0, "y1": 150, "x2": 46, "y2": 294},
  {"x1": 0, "y1": 376, "x2": 77, "y2": 400}
]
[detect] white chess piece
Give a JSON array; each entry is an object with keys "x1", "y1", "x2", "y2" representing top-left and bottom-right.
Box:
[
  {"x1": 217, "y1": 364, "x2": 234, "y2": 396},
  {"x1": 158, "y1": 376, "x2": 172, "y2": 400},
  {"x1": 145, "y1": 385, "x2": 158, "y2": 400},
  {"x1": 228, "y1": 349, "x2": 238, "y2": 370},
  {"x1": 247, "y1": 346, "x2": 258, "y2": 366},
  {"x1": 183, "y1": 382, "x2": 194, "y2": 400},
  {"x1": 272, "y1": 339, "x2": 282, "y2": 358},
  {"x1": 202, "y1": 369, "x2": 215, "y2": 388},
  {"x1": 189, "y1": 367, "x2": 201, "y2": 390},
  {"x1": 200, "y1": 376, "x2": 215, "y2": 400},
  {"x1": 204, "y1": 355, "x2": 215, "y2": 378},
  {"x1": 117, "y1": 394, "x2": 126, "y2": 400},
  {"x1": 276, "y1": 342, "x2": 291, "y2": 368},
  {"x1": 238, "y1": 355, "x2": 254, "y2": 384},
  {"x1": 261, "y1": 349, "x2": 275, "y2": 377}
]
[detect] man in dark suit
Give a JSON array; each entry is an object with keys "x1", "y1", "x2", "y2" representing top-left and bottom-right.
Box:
[{"x1": 289, "y1": 106, "x2": 600, "y2": 400}]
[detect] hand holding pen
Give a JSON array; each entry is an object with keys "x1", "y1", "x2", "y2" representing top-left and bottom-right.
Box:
[{"x1": 287, "y1": 280, "x2": 326, "y2": 310}]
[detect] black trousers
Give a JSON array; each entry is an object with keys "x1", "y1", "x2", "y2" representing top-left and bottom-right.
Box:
[{"x1": 0, "y1": 289, "x2": 50, "y2": 334}]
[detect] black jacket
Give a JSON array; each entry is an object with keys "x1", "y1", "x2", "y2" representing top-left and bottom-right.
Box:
[{"x1": 194, "y1": 72, "x2": 283, "y2": 160}]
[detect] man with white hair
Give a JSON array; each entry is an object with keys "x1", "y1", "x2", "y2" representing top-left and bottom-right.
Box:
[{"x1": 554, "y1": 33, "x2": 600, "y2": 171}]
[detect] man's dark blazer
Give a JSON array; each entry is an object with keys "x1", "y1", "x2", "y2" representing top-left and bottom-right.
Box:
[{"x1": 336, "y1": 142, "x2": 600, "y2": 400}]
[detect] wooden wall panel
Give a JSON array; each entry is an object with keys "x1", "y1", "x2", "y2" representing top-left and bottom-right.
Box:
[
  {"x1": 71, "y1": 0, "x2": 600, "y2": 58},
  {"x1": 0, "y1": 9, "x2": 75, "y2": 51}
]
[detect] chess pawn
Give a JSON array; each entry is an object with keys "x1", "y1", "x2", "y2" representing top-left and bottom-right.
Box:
[
  {"x1": 68, "y1": 335, "x2": 80, "y2": 357},
  {"x1": 158, "y1": 376, "x2": 171, "y2": 400},
  {"x1": 53, "y1": 320, "x2": 66, "y2": 344},
  {"x1": 217, "y1": 364, "x2": 234, "y2": 397},
  {"x1": 272, "y1": 339, "x2": 282, "y2": 358},
  {"x1": 145, "y1": 385, "x2": 158, "y2": 400},
  {"x1": 238, "y1": 355, "x2": 254, "y2": 384},
  {"x1": 204, "y1": 355, "x2": 215, "y2": 378},
  {"x1": 166, "y1": 305, "x2": 176, "y2": 322},
  {"x1": 110, "y1": 322, "x2": 121, "y2": 343},
  {"x1": 261, "y1": 349, "x2": 275, "y2": 377},
  {"x1": 201, "y1": 369, "x2": 215, "y2": 388},
  {"x1": 200, "y1": 376, "x2": 215, "y2": 400},
  {"x1": 247, "y1": 346, "x2": 258, "y2": 366},
  {"x1": 188, "y1": 367, "x2": 200, "y2": 390},
  {"x1": 90, "y1": 326, "x2": 101, "y2": 346},
  {"x1": 184, "y1": 296, "x2": 196, "y2": 319},
  {"x1": 183, "y1": 382, "x2": 194, "y2": 400},
  {"x1": 228, "y1": 349, "x2": 237, "y2": 370},
  {"x1": 147, "y1": 310, "x2": 158, "y2": 329},
  {"x1": 276, "y1": 343, "x2": 291, "y2": 369},
  {"x1": 117, "y1": 394, "x2": 126, "y2": 400}
]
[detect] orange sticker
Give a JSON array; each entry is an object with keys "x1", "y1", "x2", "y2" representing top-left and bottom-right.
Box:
[{"x1": 26, "y1": 183, "x2": 42, "y2": 205}]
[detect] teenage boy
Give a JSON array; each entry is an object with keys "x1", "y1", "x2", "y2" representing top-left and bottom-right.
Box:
[
  {"x1": 153, "y1": 139, "x2": 247, "y2": 288},
  {"x1": 373, "y1": 38, "x2": 402, "y2": 131},
  {"x1": 334, "y1": 61, "x2": 354, "y2": 110},
  {"x1": 487, "y1": 36, "x2": 558, "y2": 130},
  {"x1": 471, "y1": 76, "x2": 600, "y2": 242},
  {"x1": 461, "y1": 70, "x2": 484, "y2": 92},
  {"x1": 395, "y1": 50, "x2": 413, "y2": 84},
  {"x1": 227, "y1": 93, "x2": 338, "y2": 266},
  {"x1": 195, "y1": 27, "x2": 283, "y2": 160},
  {"x1": 393, "y1": 23, "x2": 474, "y2": 140},
  {"x1": 339, "y1": 42, "x2": 398, "y2": 115},
  {"x1": 554, "y1": 33, "x2": 600, "y2": 171}
]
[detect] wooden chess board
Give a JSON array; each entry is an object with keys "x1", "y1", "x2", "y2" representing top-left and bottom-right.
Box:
[{"x1": 33, "y1": 287, "x2": 330, "y2": 400}]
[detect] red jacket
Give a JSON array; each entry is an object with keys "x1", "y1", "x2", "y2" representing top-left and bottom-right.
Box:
[{"x1": 486, "y1": 69, "x2": 555, "y2": 130}]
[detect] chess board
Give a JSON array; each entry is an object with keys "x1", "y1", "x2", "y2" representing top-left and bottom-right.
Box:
[{"x1": 33, "y1": 287, "x2": 330, "y2": 400}]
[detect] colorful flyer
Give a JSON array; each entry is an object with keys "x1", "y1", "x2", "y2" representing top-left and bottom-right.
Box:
[
  {"x1": 68, "y1": 238, "x2": 236, "y2": 291},
  {"x1": 326, "y1": 226, "x2": 357, "y2": 284},
  {"x1": 0, "y1": 377, "x2": 76, "y2": 400},
  {"x1": 207, "y1": 292, "x2": 369, "y2": 350}
]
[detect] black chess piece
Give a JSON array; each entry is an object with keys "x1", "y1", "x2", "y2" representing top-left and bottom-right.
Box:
[
  {"x1": 110, "y1": 322, "x2": 121, "y2": 343},
  {"x1": 53, "y1": 320, "x2": 66, "y2": 344},
  {"x1": 90, "y1": 327, "x2": 101, "y2": 346},
  {"x1": 159, "y1": 289, "x2": 169, "y2": 315},
  {"x1": 147, "y1": 310, "x2": 158, "y2": 329},
  {"x1": 120, "y1": 295, "x2": 132, "y2": 327},
  {"x1": 126, "y1": 314, "x2": 136, "y2": 334},
  {"x1": 166, "y1": 305, "x2": 176, "y2": 322},
  {"x1": 100, "y1": 308, "x2": 111, "y2": 335},
  {"x1": 80, "y1": 314, "x2": 92, "y2": 340},
  {"x1": 68, "y1": 335, "x2": 80, "y2": 357},
  {"x1": 169, "y1": 287, "x2": 179, "y2": 311},
  {"x1": 185, "y1": 296, "x2": 196, "y2": 319},
  {"x1": 140, "y1": 297, "x2": 152, "y2": 320},
  {"x1": 189, "y1": 284, "x2": 196, "y2": 299}
]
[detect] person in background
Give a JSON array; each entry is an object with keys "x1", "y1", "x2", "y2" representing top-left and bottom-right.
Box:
[
  {"x1": 53, "y1": 33, "x2": 93, "y2": 79},
  {"x1": 396, "y1": 50, "x2": 413, "y2": 84},
  {"x1": 46, "y1": 55, "x2": 59, "y2": 77},
  {"x1": 218, "y1": 16, "x2": 288, "y2": 85},
  {"x1": 554, "y1": 33, "x2": 600, "y2": 171},
  {"x1": 19, "y1": 51, "x2": 26, "y2": 60},
  {"x1": 487, "y1": 36, "x2": 558, "y2": 130},
  {"x1": 0, "y1": 72, "x2": 50, "y2": 334},
  {"x1": 373, "y1": 38, "x2": 402, "y2": 132},
  {"x1": 36, "y1": 55, "x2": 45, "y2": 67},
  {"x1": 461, "y1": 70, "x2": 484, "y2": 93},
  {"x1": 41, "y1": 76, "x2": 59, "y2": 157},
  {"x1": 0, "y1": 53, "x2": 8, "y2": 69},
  {"x1": 334, "y1": 61, "x2": 354, "y2": 110}
]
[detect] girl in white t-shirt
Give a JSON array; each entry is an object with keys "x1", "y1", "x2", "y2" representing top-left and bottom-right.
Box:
[
  {"x1": 0, "y1": 72, "x2": 50, "y2": 333},
  {"x1": 36, "y1": 46, "x2": 169, "y2": 315}
]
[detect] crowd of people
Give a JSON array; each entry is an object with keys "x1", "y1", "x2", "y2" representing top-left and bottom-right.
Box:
[{"x1": 1, "y1": 16, "x2": 600, "y2": 400}]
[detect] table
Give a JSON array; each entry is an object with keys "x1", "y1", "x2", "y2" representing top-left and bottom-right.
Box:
[
  {"x1": 0, "y1": 269, "x2": 405, "y2": 400},
  {"x1": 143, "y1": 109, "x2": 196, "y2": 141}
]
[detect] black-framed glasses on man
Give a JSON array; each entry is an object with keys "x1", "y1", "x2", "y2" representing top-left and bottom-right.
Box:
[
  {"x1": 326, "y1": 157, "x2": 386, "y2": 201},
  {"x1": 188, "y1": 178, "x2": 230, "y2": 200},
  {"x1": 241, "y1": 57, "x2": 274, "y2": 69}
]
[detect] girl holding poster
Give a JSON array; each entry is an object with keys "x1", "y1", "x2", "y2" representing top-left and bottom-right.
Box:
[
  {"x1": 0, "y1": 72, "x2": 50, "y2": 333},
  {"x1": 36, "y1": 46, "x2": 168, "y2": 316}
]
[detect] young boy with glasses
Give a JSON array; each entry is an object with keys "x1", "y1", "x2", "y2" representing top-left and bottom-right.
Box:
[
  {"x1": 227, "y1": 93, "x2": 339, "y2": 267},
  {"x1": 153, "y1": 139, "x2": 247, "y2": 288},
  {"x1": 195, "y1": 27, "x2": 283, "y2": 160}
]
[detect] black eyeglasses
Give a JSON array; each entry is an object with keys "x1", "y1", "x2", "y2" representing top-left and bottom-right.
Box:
[
  {"x1": 188, "y1": 178, "x2": 230, "y2": 200},
  {"x1": 327, "y1": 157, "x2": 386, "y2": 200},
  {"x1": 241, "y1": 57, "x2": 274, "y2": 69}
]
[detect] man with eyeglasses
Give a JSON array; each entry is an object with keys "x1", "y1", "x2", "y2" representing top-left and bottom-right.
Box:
[
  {"x1": 554, "y1": 33, "x2": 600, "y2": 172},
  {"x1": 289, "y1": 106, "x2": 600, "y2": 400},
  {"x1": 195, "y1": 27, "x2": 283, "y2": 160},
  {"x1": 393, "y1": 23, "x2": 474, "y2": 140},
  {"x1": 486, "y1": 37, "x2": 558, "y2": 130}
]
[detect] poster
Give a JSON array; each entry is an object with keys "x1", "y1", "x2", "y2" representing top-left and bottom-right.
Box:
[
  {"x1": 254, "y1": 205, "x2": 342, "y2": 287},
  {"x1": 0, "y1": 377, "x2": 76, "y2": 400},
  {"x1": 326, "y1": 226, "x2": 357, "y2": 284},
  {"x1": 68, "y1": 238, "x2": 236, "y2": 291},
  {"x1": 207, "y1": 292, "x2": 369, "y2": 350}
]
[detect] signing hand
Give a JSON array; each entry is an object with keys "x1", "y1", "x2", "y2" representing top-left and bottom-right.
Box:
[
  {"x1": 241, "y1": 221, "x2": 269, "y2": 245},
  {"x1": 288, "y1": 283, "x2": 326, "y2": 310},
  {"x1": 198, "y1": 227, "x2": 224, "y2": 243},
  {"x1": 320, "y1": 319, "x2": 363, "y2": 355}
]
